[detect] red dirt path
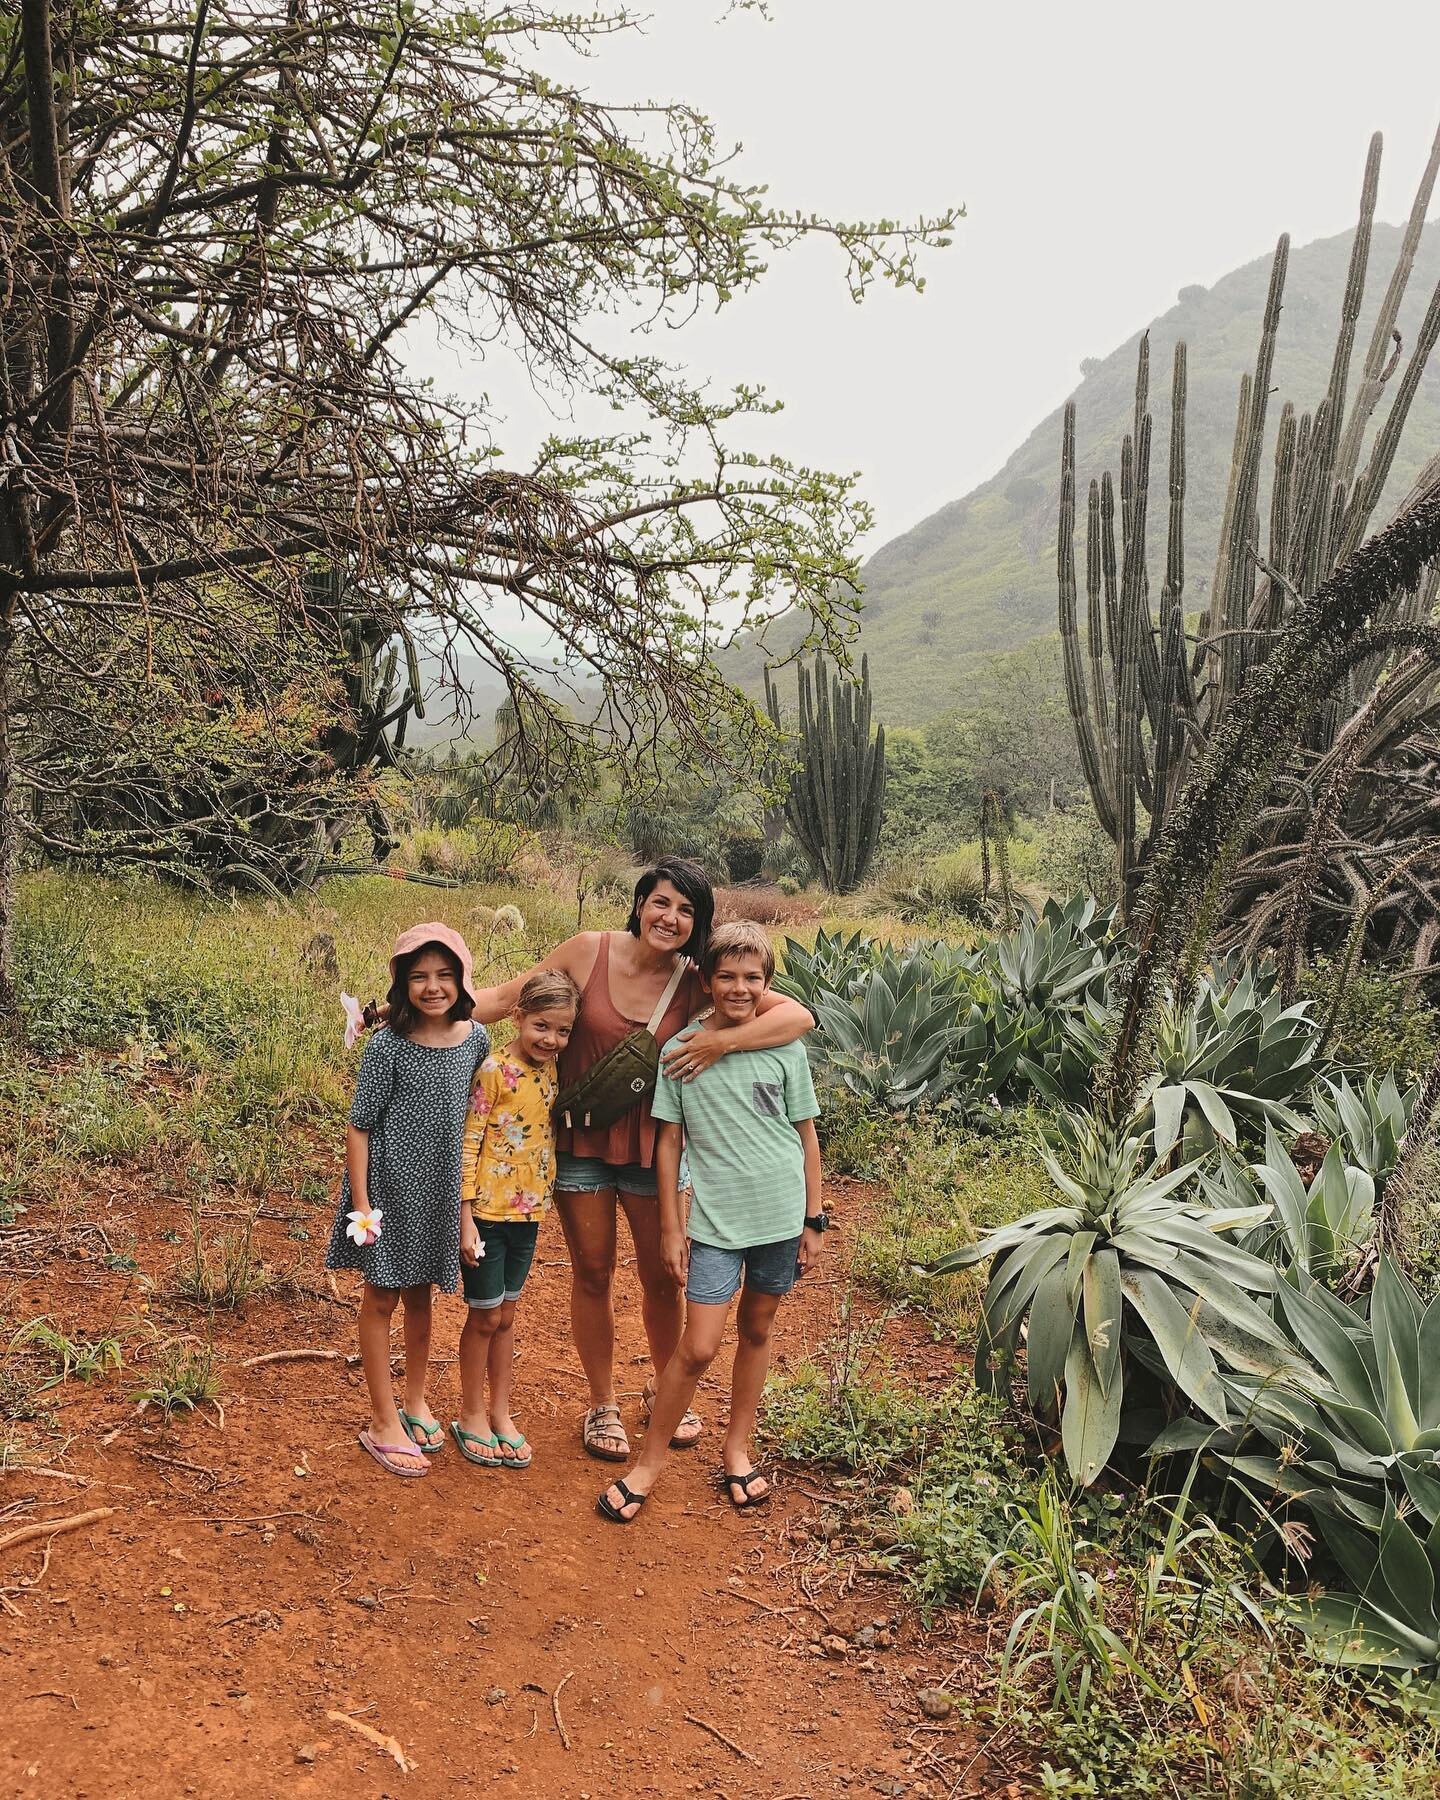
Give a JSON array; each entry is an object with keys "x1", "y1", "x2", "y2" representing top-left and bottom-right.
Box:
[{"x1": 2, "y1": 1178, "x2": 1012, "y2": 1798}]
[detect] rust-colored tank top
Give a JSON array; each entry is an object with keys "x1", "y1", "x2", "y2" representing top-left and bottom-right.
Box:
[{"x1": 556, "y1": 932, "x2": 697, "y2": 1169}]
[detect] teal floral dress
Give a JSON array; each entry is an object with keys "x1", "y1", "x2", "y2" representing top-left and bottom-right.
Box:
[{"x1": 325, "y1": 1023, "x2": 489, "y2": 1292}]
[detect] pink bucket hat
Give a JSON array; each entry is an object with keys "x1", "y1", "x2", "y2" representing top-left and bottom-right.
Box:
[{"x1": 389, "y1": 922, "x2": 477, "y2": 1014}]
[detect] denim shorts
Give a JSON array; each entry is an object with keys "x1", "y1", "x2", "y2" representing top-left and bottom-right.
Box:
[
  {"x1": 686, "y1": 1235, "x2": 802, "y2": 1307},
  {"x1": 461, "y1": 1220, "x2": 539, "y2": 1309},
  {"x1": 554, "y1": 1153, "x2": 657, "y2": 1197}
]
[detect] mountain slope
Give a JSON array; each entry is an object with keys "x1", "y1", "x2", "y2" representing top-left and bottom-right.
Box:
[{"x1": 735, "y1": 220, "x2": 1440, "y2": 726}]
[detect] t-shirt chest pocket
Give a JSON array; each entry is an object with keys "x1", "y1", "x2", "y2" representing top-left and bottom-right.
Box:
[{"x1": 751, "y1": 1081, "x2": 783, "y2": 1119}]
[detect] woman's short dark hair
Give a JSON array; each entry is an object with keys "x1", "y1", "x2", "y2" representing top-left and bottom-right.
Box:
[
  {"x1": 626, "y1": 857, "x2": 714, "y2": 964},
  {"x1": 386, "y1": 941, "x2": 470, "y2": 1037}
]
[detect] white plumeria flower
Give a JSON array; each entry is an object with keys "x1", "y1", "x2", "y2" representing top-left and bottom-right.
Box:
[
  {"x1": 346, "y1": 1207, "x2": 383, "y2": 1245},
  {"x1": 341, "y1": 992, "x2": 365, "y2": 1049}
]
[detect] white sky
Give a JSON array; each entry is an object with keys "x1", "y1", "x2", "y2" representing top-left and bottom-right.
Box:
[{"x1": 421, "y1": 0, "x2": 1440, "y2": 556}]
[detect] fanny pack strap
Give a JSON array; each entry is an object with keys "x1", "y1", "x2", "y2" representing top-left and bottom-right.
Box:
[{"x1": 646, "y1": 959, "x2": 689, "y2": 1037}]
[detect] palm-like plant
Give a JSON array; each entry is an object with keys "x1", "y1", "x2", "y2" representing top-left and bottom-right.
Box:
[
  {"x1": 930, "y1": 1113, "x2": 1279, "y2": 1485},
  {"x1": 1143, "y1": 968, "x2": 1321, "y2": 1158}
]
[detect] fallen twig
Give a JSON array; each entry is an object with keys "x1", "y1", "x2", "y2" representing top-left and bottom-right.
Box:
[
  {"x1": 24, "y1": 1690, "x2": 77, "y2": 1708},
  {"x1": 0, "y1": 1506, "x2": 115, "y2": 1559},
  {"x1": 136, "y1": 1451, "x2": 217, "y2": 1482},
  {"x1": 242, "y1": 1348, "x2": 357, "y2": 1369},
  {"x1": 552, "y1": 1669, "x2": 574, "y2": 1751},
  {"x1": 684, "y1": 1712, "x2": 756, "y2": 1764},
  {"x1": 326, "y1": 1708, "x2": 413, "y2": 1773},
  {"x1": 711, "y1": 1585, "x2": 796, "y2": 1620},
  {"x1": 0, "y1": 1467, "x2": 90, "y2": 1487}
]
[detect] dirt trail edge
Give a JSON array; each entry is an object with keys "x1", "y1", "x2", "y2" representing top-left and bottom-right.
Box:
[{"x1": 2, "y1": 1178, "x2": 1003, "y2": 1798}]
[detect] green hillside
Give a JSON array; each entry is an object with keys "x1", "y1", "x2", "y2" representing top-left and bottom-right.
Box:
[{"x1": 731, "y1": 221, "x2": 1440, "y2": 726}]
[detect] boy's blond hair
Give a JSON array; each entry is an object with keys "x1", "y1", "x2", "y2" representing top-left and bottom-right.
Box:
[
  {"x1": 517, "y1": 969, "x2": 581, "y2": 1016},
  {"x1": 700, "y1": 920, "x2": 775, "y2": 984}
]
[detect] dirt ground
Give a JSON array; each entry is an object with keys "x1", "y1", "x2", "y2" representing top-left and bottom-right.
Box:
[{"x1": 1, "y1": 1176, "x2": 1022, "y2": 1799}]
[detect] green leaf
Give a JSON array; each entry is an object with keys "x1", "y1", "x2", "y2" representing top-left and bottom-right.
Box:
[
  {"x1": 1120, "y1": 1269, "x2": 1227, "y2": 1424},
  {"x1": 1025, "y1": 1263, "x2": 1075, "y2": 1416},
  {"x1": 1151, "y1": 1085, "x2": 1186, "y2": 1160},
  {"x1": 1083, "y1": 1247, "x2": 1122, "y2": 1399},
  {"x1": 1061, "y1": 1333, "x2": 1121, "y2": 1487}
]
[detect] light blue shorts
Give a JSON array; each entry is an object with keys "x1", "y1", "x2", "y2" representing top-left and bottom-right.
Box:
[
  {"x1": 686, "y1": 1236, "x2": 802, "y2": 1307},
  {"x1": 554, "y1": 1153, "x2": 657, "y2": 1198}
]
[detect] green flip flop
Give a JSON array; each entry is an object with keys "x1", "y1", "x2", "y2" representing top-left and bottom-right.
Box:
[
  {"x1": 495, "y1": 1432, "x2": 532, "y2": 1470},
  {"x1": 401, "y1": 1411, "x2": 444, "y2": 1455},
  {"x1": 450, "y1": 1420, "x2": 503, "y2": 1467}
]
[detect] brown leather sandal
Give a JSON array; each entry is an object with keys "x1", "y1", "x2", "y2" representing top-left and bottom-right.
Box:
[
  {"x1": 642, "y1": 1379, "x2": 702, "y2": 1450},
  {"x1": 581, "y1": 1402, "x2": 630, "y2": 1462}
]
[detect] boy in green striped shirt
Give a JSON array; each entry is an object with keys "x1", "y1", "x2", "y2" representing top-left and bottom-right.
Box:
[{"x1": 596, "y1": 921, "x2": 823, "y2": 1523}]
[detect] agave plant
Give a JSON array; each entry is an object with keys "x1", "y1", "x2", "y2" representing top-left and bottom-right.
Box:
[
  {"x1": 982, "y1": 904, "x2": 1111, "y2": 1014},
  {"x1": 811, "y1": 958, "x2": 970, "y2": 1110},
  {"x1": 1310, "y1": 1071, "x2": 1416, "y2": 1190},
  {"x1": 1153, "y1": 1262, "x2": 1440, "y2": 1533},
  {"x1": 1142, "y1": 966, "x2": 1321, "y2": 1158},
  {"x1": 1288, "y1": 1499, "x2": 1440, "y2": 1683},
  {"x1": 930, "y1": 1113, "x2": 1279, "y2": 1486},
  {"x1": 1201, "y1": 1126, "x2": 1375, "y2": 1283},
  {"x1": 773, "y1": 927, "x2": 877, "y2": 1012}
]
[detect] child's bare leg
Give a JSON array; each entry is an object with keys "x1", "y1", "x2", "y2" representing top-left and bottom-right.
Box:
[
  {"x1": 600, "y1": 1303, "x2": 729, "y2": 1518},
  {"x1": 486, "y1": 1301, "x2": 526, "y2": 1457},
  {"x1": 458, "y1": 1305, "x2": 502, "y2": 1437},
  {"x1": 399, "y1": 1285, "x2": 438, "y2": 1430},
  {"x1": 724, "y1": 1287, "x2": 783, "y2": 1502},
  {"x1": 358, "y1": 1284, "x2": 423, "y2": 1468}
]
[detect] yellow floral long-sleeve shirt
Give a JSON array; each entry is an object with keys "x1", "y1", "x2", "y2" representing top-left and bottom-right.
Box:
[{"x1": 460, "y1": 1053, "x2": 559, "y2": 1222}]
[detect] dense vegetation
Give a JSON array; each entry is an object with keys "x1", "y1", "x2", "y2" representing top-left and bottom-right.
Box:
[{"x1": 760, "y1": 896, "x2": 1440, "y2": 1791}]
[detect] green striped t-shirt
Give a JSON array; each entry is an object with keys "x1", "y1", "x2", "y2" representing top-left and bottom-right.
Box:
[{"x1": 651, "y1": 1031, "x2": 819, "y2": 1250}]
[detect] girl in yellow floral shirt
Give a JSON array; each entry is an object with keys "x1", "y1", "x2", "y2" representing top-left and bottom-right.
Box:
[{"x1": 453, "y1": 970, "x2": 580, "y2": 1468}]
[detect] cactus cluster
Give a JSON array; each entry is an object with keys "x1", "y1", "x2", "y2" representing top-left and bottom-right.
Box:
[
  {"x1": 1058, "y1": 126, "x2": 1440, "y2": 985},
  {"x1": 764, "y1": 654, "x2": 886, "y2": 893}
]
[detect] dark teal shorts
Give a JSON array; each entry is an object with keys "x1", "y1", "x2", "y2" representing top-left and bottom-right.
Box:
[{"x1": 461, "y1": 1220, "x2": 539, "y2": 1309}]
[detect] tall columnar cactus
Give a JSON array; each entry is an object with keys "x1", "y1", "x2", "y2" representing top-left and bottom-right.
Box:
[
  {"x1": 1058, "y1": 124, "x2": 1440, "y2": 987},
  {"x1": 764, "y1": 654, "x2": 886, "y2": 893}
]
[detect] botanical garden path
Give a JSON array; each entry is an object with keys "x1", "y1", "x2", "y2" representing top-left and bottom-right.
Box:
[{"x1": 1, "y1": 1176, "x2": 1008, "y2": 1798}]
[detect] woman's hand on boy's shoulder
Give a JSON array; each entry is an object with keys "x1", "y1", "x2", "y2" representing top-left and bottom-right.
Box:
[{"x1": 661, "y1": 1018, "x2": 724, "y2": 1083}]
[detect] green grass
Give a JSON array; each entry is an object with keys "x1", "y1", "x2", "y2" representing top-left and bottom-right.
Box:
[{"x1": 133, "y1": 1337, "x2": 220, "y2": 1417}]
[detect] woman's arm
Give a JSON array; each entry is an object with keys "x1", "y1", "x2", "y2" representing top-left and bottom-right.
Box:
[
  {"x1": 660, "y1": 989, "x2": 814, "y2": 1081},
  {"x1": 468, "y1": 933, "x2": 595, "y2": 1025}
]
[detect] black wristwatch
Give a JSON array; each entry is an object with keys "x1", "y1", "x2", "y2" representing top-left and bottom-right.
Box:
[{"x1": 804, "y1": 1212, "x2": 829, "y2": 1234}]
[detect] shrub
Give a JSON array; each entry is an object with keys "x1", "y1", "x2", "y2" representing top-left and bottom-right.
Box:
[
  {"x1": 711, "y1": 884, "x2": 820, "y2": 927},
  {"x1": 1300, "y1": 957, "x2": 1439, "y2": 1083}
]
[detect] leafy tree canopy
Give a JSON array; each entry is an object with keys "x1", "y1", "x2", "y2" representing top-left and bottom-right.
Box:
[{"x1": 0, "y1": 0, "x2": 955, "y2": 1017}]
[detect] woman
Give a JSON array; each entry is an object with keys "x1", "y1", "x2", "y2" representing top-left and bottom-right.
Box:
[{"x1": 468, "y1": 857, "x2": 814, "y2": 1461}]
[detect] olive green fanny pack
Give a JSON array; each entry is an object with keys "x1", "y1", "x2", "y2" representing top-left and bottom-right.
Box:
[{"x1": 554, "y1": 959, "x2": 688, "y2": 1132}]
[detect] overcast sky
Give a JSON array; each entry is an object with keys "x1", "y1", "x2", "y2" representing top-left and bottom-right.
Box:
[{"x1": 421, "y1": 0, "x2": 1440, "y2": 558}]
